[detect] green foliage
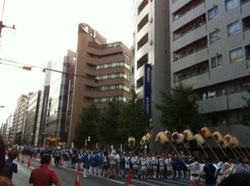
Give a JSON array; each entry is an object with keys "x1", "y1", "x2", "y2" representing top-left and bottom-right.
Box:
[
  {"x1": 22, "y1": 136, "x2": 27, "y2": 145},
  {"x1": 95, "y1": 99, "x2": 122, "y2": 147},
  {"x1": 13, "y1": 136, "x2": 22, "y2": 145},
  {"x1": 73, "y1": 88, "x2": 150, "y2": 150},
  {"x1": 156, "y1": 82, "x2": 203, "y2": 132},
  {"x1": 118, "y1": 88, "x2": 150, "y2": 145},
  {"x1": 73, "y1": 104, "x2": 100, "y2": 148}
]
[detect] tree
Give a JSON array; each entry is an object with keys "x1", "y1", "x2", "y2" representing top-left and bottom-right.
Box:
[
  {"x1": 73, "y1": 104, "x2": 100, "y2": 148},
  {"x1": 156, "y1": 82, "x2": 203, "y2": 132},
  {"x1": 13, "y1": 136, "x2": 22, "y2": 145},
  {"x1": 22, "y1": 136, "x2": 27, "y2": 145},
  {"x1": 73, "y1": 89, "x2": 150, "y2": 150},
  {"x1": 95, "y1": 99, "x2": 122, "y2": 148},
  {"x1": 118, "y1": 88, "x2": 150, "y2": 146}
]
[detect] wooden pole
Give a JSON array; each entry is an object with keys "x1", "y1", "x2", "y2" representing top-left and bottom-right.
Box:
[
  {"x1": 197, "y1": 130, "x2": 219, "y2": 162},
  {"x1": 187, "y1": 126, "x2": 209, "y2": 159},
  {"x1": 182, "y1": 141, "x2": 192, "y2": 156},
  {"x1": 227, "y1": 144, "x2": 239, "y2": 162},
  {"x1": 168, "y1": 139, "x2": 186, "y2": 164},
  {"x1": 212, "y1": 137, "x2": 227, "y2": 157},
  {"x1": 238, "y1": 140, "x2": 250, "y2": 158}
]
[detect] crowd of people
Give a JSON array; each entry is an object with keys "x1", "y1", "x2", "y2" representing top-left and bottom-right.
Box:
[
  {"x1": 14, "y1": 144, "x2": 250, "y2": 186},
  {"x1": 1, "y1": 137, "x2": 250, "y2": 186}
]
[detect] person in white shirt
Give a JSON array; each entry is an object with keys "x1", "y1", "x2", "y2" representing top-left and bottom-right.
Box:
[
  {"x1": 146, "y1": 154, "x2": 151, "y2": 178},
  {"x1": 131, "y1": 153, "x2": 140, "y2": 178},
  {"x1": 113, "y1": 151, "x2": 120, "y2": 177},
  {"x1": 109, "y1": 150, "x2": 117, "y2": 177},
  {"x1": 140, "y1": 154, "x2": 147, "y2": 178},
  {"x1": 158, "y1": 154, "x2": 166, "y2": 178},
  {"x1": 124, "y1": 152, "x2": 131, "y2": 177},
  {"x1": 150, "y1": 153, "x2": 158, "y2": 178},
  {"x1": 185, "y1": 157, "x2": 203, "y2": 186},
  {"x1": 165, "y1": 154, "x2": 173, "y2": 179}
]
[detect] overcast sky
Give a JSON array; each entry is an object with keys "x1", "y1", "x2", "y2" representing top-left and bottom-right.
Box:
[{"x1": 0, "y1": 0, "x2": 134, "y2": 124}]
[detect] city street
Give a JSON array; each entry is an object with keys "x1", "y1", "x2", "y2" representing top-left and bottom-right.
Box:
[{"x1": 12, "y1": 155, "x2": 191, "y2": 186}]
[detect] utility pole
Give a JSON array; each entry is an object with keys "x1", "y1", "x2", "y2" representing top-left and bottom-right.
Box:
[
  {"x1": 0, "y1": 0, "x2": 15, "y2": 37},
  {"x1": 0, "y1": 20, "x2": 15, "y2": 37}
]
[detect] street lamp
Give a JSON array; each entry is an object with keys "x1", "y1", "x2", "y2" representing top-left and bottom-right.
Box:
[
  {"x1": 85, "y1": 136, "x2": 90, "y2": 150},
  {"x1": 30, "y1": 133, "x2": 33, "y2": 145}
]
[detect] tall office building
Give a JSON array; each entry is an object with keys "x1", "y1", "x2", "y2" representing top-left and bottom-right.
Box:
[
  {"x1": 131, "y1": 0, "x2": 250, "y2": 152},
  {"x1": 67, "y1": 23, "x2": 131, "y2": 147},
  {"x1": 0, "y1": 115, "x2": 12, "y2": 144},
  {"x1": 5, "y1": 115, "x2": 13, "y2": 144},
  {"x1": 170, "y1": 0, "x2": 250, "y2": 126},
  {"x1": 12, "y1": 94, "x2": 29, "y2": 142},
  {"x1": 42, "y1": 50, "x2": 76, "y2": 146},
  {"x1": 131, "y1": 0, "x2": 170, "y2": 151},
  {"x1": 24, "y1": 91, "x2": 41, "y2": 146}
]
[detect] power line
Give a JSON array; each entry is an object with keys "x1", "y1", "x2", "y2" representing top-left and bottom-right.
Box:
[{"x1": 0, "y1": 57, "x2": 99, "y2": 82}]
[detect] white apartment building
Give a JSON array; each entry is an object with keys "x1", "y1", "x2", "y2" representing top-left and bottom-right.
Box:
[
  {"x1": 170, "y1": 0, "x2": 250, "y2": 126},
  {"x1": 132, "y1": 0, "x2": 250, "y2": 151},
  {"x1": 131, "y1": 0, "x2": 170, "y2": 151}
]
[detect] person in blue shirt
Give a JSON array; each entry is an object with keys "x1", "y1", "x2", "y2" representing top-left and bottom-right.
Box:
[
  {"x1": 89, "y1": 151, "x2": 97, "y2": 175},
  {"x1": 203, "y1": 157, "x2": 216, "y2": 185},
  {"x1": 62, "y1": 150, "x2": 70, "y2": 168},
  {"x1": 120, "y1": 152, "x2": 126, "y2": 177},
  {"x1": 95, "y1": 151, "x2": 102, "y2": 177},
  {"x1": 82, "y1": 151, "x2": 90, "y2": 178}
]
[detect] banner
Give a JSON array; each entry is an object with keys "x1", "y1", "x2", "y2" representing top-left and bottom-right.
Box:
[{"x1": 143, "y1": 63, "x2": 152, "y2": 117}]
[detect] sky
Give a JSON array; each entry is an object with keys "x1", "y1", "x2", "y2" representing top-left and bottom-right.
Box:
[{"x1": 0, "y1": 0, "x2": 134, "y2": 124}]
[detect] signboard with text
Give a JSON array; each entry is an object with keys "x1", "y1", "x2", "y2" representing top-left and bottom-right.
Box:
[{"x1": 143, "y1": 63, "x2": 152, "y2": 117}]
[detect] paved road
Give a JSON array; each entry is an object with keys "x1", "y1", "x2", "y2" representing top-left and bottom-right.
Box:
[{"x1": 12, "y1": 155, "x2": 191, "y2": 186}]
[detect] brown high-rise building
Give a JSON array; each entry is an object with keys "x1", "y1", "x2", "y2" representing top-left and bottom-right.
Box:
[
  {"x1": 67, "y1": 23, "x2": 131, "y2": 147},
  {"x1": 12, "y1": 94, "x2": 29, "y2": 142}
]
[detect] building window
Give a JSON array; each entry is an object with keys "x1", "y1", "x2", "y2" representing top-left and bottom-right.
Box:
[
  {"x1": 241, "y1": 0, "x2": 250, "y2": 4},
  {"x1": 209, "y1": 29, "x2": 221, "y2": 44},
  {"x1": 208, "y1": 5, "x2": 218, "y2": 20},
  {"x1": 230, "y1": 47, "x2": 244, "y2": 63},
  {"x1": 227, "y1": 20, "x2": 241, "y2": 36},
  {"x1": 211, "y1": 54, "x2": 222, "y2": 68},
  {"x1": 225, "y1": 0, "x2": 238, "y2": 11},
  {"x1": 96, "y1": 61, "x2": 129, "y2": 70},
  {"x1": 172, "y1": 0, "x2": 179, "y2": 3},
  {"x1": 242, "y1": 16, "x2": 250, "y2": 31}
]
